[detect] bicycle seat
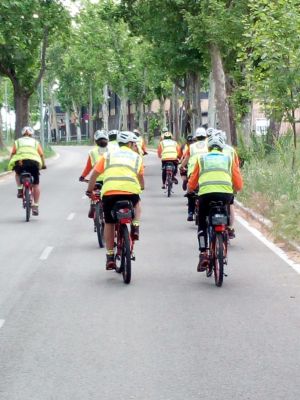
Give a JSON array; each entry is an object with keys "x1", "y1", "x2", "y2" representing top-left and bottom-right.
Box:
[
  {"x1": 94, "y1": 182, "x2": 102, "y2": 190},
  {"x1": 20, "y1": 172, "x2": 33, "y2": 183},
  {"x1": 111, "y1": 200, "x2": 134, "y2": 222}
]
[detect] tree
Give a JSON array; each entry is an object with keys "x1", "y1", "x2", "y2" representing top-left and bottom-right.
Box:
[
  {"x1": 240, "y1": 0, "x2": 300, "y2": 168},
  {"x1": 0, "y1": 0, "x2": 70, "y2": 137}
]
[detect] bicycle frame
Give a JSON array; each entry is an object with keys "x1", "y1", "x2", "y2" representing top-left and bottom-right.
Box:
[{"x1": 114, "y1": 205, "x2": 135, "y2": 259}]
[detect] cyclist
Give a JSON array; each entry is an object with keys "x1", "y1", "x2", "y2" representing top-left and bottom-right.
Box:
[
  {"x1": 159, "y1": 127, "x2": 169, "y2": 141},
  {"x1": 187, "y1": 133, "x2": 243, "y2": 272},
  {"x1": 8, "y1": 126, "x2": 46, "y2": 216},
  {"x1": 181, "y1": 127, "x2": 208, "y2": 221},
  {"x1": 157, "y1": 131, "x2": 182, "y2": 189},
  {"x1": 107, "y1": 129, "x2": 120, "y2": 152},
  {"x1": 86, "y1": 131, "x2": 144, "y2": 270},
  {"x1": 79, "y1": 129, "x2": 108, "y2": 218},
  {"x1": 133, "y1": 128, "x2": 148, "y2": 156},
  {"x1": 214, "y1": 130, "x2": 240, "y2": 239}
]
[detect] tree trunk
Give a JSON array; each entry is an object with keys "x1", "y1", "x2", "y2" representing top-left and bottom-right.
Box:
[
  {"x1": 208, "y1": 72, "x2": 216, "y2": 128},
  {"x1": 210, "y1": 44, "x2": 231, "y2": 143},
  {"x1": 65, "y1": 110, "x2": 71, "y2": 142},
  {"x1": 88, "y1": 82, "x2": 93, "y2": 142},
  {"x1": 49, "y1": 86, "x2": 59, "y2": 143},
  {"x1": 14, "y1": 88, "x2": 30, "y2": 138},
  {"x1": 120, "y1": 85, "x2": 128, "y2": 130},
  {"x1": 225, "y1": 75, "x2": 237, "y2": 146},
  {"x1": 138, "y1": 101, "x2": 144, "y2": 133},
  {"x1": 72, "y1": 100, "x2": 81, "y2": 142},
  {"x1": 102, "y1": 84, "x2": 109, "y2": 131},
  {"x1": 183, "y1": 74, "x2": 192, "y2": 135},
  {"x1": 191, "y1": 71, "x2": 202, "y2": 132},
  {"x1": 171, "y1": 84, "x2": 180, "y2": 140}
]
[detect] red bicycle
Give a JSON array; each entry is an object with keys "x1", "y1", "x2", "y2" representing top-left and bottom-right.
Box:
[
  {"x1": 20, "y1": 172, "x2": 33, "y2": 222},
  {"x1": 112, "y1": 200, "x2": 136, "y2": 284}
]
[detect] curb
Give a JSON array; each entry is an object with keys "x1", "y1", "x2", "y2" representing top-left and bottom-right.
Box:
[{"x1": 235, "y1": 199, "x2": 300, "y2": 253}]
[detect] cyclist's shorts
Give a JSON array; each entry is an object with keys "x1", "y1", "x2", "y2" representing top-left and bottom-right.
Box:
[
  {"x1": 102, "y1": 194, "x2": 140, "y2": 224},
  {"x1": 14, "y1": 160, "x2": 40, "y2": 185}
]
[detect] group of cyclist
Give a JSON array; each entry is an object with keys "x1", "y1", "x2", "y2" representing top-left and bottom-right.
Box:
[
  {"x1": 157, "y1": 125, "x2": 243, "y2": 271},
  {"x1": 9, "y1": 122, "x2": 243, "y2": 274}
]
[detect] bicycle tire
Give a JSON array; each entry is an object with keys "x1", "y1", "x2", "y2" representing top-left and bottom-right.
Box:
[
  {"x1": 214, "y1": 232, "x2": 224, "y2": 287},
  {"x1": 94, "y1": 203, "x2": 104, "y2": 248},
  {"x1": 167, "y1": 174, "x2": 172, "y2": 197},
  {"x1": 121, "y1": 224, "x2": 131, "y2": 284},
  {"x1": 25, "y1": 187, "x2": 31, "y2": 222}
]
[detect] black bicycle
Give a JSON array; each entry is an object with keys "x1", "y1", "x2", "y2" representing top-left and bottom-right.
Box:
[
  {"x1": 20, "y1": 172, "x2": 33, "y2": 222},
  {"x1": 206, "y1": 201, "x2": 229, "y2": 287},
  {"x1": 84, "y1": 180, "x2": 105, "y2": 248},
  {"x1": 112, "y1": 200, "x2": 136, "y2": 284},
  {"x1": 165, "y1": 162, "x2": 175, "y2": 197}
]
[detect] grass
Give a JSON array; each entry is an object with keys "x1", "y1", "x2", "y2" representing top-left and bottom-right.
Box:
[
  {"x1": 0, "y1": 159, "x2": 9, "y2": 173},
  {"x1": 237, "y1": 134, "x2": 300, "y2": 243}
]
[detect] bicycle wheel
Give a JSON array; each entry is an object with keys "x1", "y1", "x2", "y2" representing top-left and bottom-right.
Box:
[
  {"x1": 214, "y1": 232, "x2": 224, "y2": 287},
  {"x1": 25, "y1": 187, "x2": 31, "y2": 222},
  {"x1": 94, "y1": 203, "x2": 104, "y2": 248},
  {"x1": 167, "y1": 174, "x2": 172, "y2": 197},
  {"x1": 120, "y1": 224, "x2": 131, "y2": 284}
]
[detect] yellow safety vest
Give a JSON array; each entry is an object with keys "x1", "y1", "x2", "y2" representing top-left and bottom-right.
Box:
[
  {"x1": 188, "y1": 140, "x2": 208, "y2": 176},
  {"x1": 198, "y1": 150, "x2": 233, "y2": 196},
  {"x1": 89, "y1": 146, "x2": 107, "y2": 182},
  {"x1": 107, "y1": 140, "x2": 119, "y2": 153},
  {"x1": 161, "y1": 139, "x2": 178, "y2": 160},
  {"x1": 8, "y1": 137, "x2": 42, "y2": 170},
  {"x1": 101, "y1": 147, "x2": 143, "y2": 196},
  {"x1": 223, "y1": 144, "x2": 236, "y2": 161}
]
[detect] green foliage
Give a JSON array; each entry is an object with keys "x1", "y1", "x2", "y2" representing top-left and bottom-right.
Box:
[
  {"x1": 0, "y1": 0, "x2": 70, "y2": 92},
  {"x1": 240, "y1": 0, "x2": 300, "y2": 125}
]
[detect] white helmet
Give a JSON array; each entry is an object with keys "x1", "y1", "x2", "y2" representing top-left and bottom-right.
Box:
[
  {"x1": 22, "y1": 126, "x2": 34, "y2": 136},
  {"x1": 117, "y1": 131, "x2": 138, "y2": 144},
  {"x1": 133, "y1": 128, "x2": 140, "y2": 136},
  {"x1": 162, "y1": 127, "x2": 168, "y2": 133},
  {"x1": 206, "y1": 127, "x2": 216, "y2": 137},
  {"x1": 108, "y1": 129, "x2": 119, "y2": 139},
  {"x1": 214, "y1": 129, "x2": 227, "y2": 143},
  {"x1": 94, "y1": 129, "x2": 108, "y2": 141},
  {"x1": 194, "y1": 127, "x2": 207, "y2": 138},
  {"x1": 207, "y1": 133, "x2": 225, "y2": 150}
]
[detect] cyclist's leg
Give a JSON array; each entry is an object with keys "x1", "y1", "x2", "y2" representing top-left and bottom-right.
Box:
[
  {"x1": 102, "y1": 195, "x2": 117, "y2": 269},
  {"x1": 228, "y1": 196, "x2": 236, "y2": 238},
  {"x1": 161, "y1": 161, "x2": 167, "y2": 186},
  {"x1": 27, "y1": 161, "x2": 40, "y2": 210},
  {"x1": 131, "y1": 195, "x2": 141, "y2": 240},
  {"x1": 13, "y1": 162, "x2": 23, "y2": 197},
  {"x1": 172, "y1": 161, "x2": 178, "y2": 184}
]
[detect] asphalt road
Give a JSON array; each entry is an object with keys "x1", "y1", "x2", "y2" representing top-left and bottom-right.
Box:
[{"x1": 0, "y1": 146, "x2": 299, "y2": 400}]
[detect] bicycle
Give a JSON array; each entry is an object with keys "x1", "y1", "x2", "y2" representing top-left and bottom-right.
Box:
[
  {"x1": 84, "y1": 179, "x2": 105, "y2": 248},
  {"x1": 164, "y1": 162, "x2": 175, "y2": 197},
  {"x1": 20, "y1": 172, "x2": 33, "y2": 222},
  {"x1": 205, "y1": 201, "x2": 229, "y2": 287},
  {"x1": 112, "y1": 200, "x2": 136, "y2": 284}
]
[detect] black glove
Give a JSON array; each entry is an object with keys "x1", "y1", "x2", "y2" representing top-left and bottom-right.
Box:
[
  {"x1": 79, "y1": 176, "x2": 85, "y2": 182},
  {"x1": 42, "y1": 165, "x2": 47, "y2": 170},
  {"x1": 85, "y1": 190, "x2": 92, "y2": 198}
]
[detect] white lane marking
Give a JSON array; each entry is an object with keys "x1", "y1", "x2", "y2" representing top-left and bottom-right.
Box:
[
  {"x1": 0, "y1": 319, "x2": 5, "y2": 329},
  {"x1": 67, "y1": 213, "x2": 75, "y2": 221},
  {"x1": 40, "y1": 246, "x2": 54, "y2": 261},
  {"x1": 237, "y1": 216, "x2": 300, "y2": 274}
]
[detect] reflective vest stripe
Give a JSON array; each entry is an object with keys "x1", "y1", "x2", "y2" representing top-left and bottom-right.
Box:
[
  {"x1": 105, "y1": 164, "x2": 139, "y2": 174},
  {"x1": 200, "y1": 181, "x2": 232, "y2": 187},
  {"x1": 104, "y1": 176, "x2": 137, "y2": 183}
]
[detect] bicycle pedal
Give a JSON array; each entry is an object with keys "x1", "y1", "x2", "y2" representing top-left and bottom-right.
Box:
[{"x1": 131, "y1": 255, "x2": 136, "y2": 261}]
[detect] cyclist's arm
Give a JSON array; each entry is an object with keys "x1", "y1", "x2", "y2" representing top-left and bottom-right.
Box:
[
  {"x1": 37, "y1": 144, "x2": 46, "y2": 167},
  {"x1": 157, "y1": 143, "x2": 162, "y2": 158},
  {"x1": 180, "y1": 150, "x2": 190, "y2": 169},
  {"x1": 81, "y1": 156, "x2": 93, "y2": 178},
  {"x1": 187, "y1": 161, "x2": 200, "y2": 192},
  {"x1": 138, "y1": 163, "x2": 144, "y2": 190},
  {"x1": 232, "y1": 158, "x2": 243, "y2": 192},
  {"x1": 9, "y1": 144, "x2": 17, "y2": 159},
  {"x1": 176, "y1": 144, "x2": 183, "y2": 159},
  {"x1": 87, "y1": 156, "x2": 105, "y2": 192}
]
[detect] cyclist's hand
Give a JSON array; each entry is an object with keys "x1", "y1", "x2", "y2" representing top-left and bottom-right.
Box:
[
  {"x1": 42, "y1": 165, "x2": 47, "y2": 170},
  {"x1": 85, "y1": 190, "x2": 92, "y2": 198},
  {"x1": 79, "y1": 176, "x2": 85, "y2": 182}
]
